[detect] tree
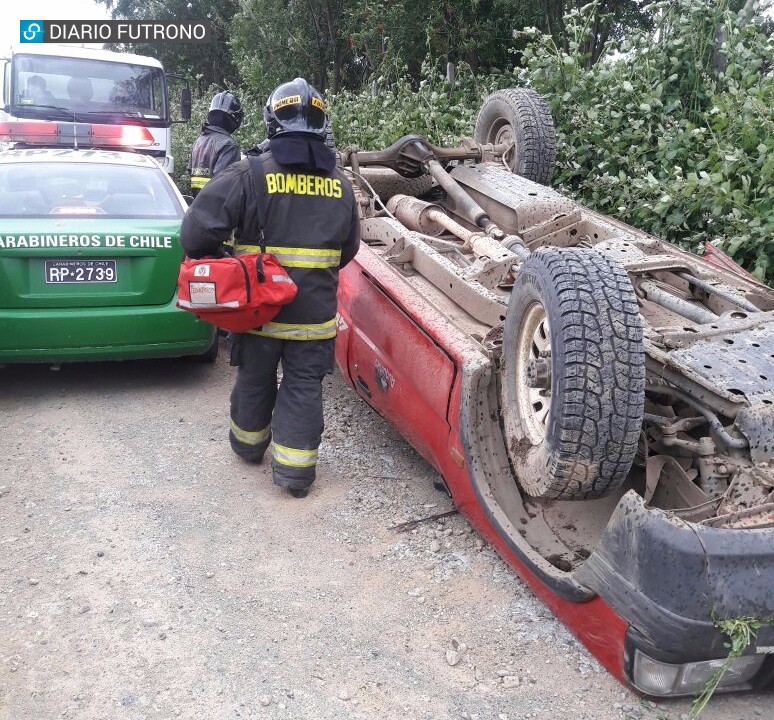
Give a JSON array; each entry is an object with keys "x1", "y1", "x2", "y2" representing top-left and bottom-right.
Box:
[
  {"x1": 540, "y1": 1, "x2": 654, "y2": 67},
  {"x1": 348, "y1": 2, "x2": 655, "y2": 75},
  {"x1": 231, "y1": 0, "x2": 353, "y2": 96},
  {"x1": 348, "y1": 1, "x2": 543, "y2": 80},
  {"x1": 96, "y1": 0, "x2": 240, "y2": 93},
  {"x1": 232, "y1": 1, "x2": 546, "y2": 95}
]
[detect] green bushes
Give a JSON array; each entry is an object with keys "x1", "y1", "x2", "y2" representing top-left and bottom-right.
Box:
[
  {"x1": 173, "y1": 0, "x2": 772, "y2": 282},
  {"x1": 327, "y1": 1, "x2": 773, "y2": 283},
  {"x1": 520, "y1": 0, "x2": 773, "y2": 282},
  {"x1": 329, "y1": 59, "x2": 510, "y2": 149}
]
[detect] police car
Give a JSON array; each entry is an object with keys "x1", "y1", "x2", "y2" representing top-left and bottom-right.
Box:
[{"x1": 0, "y1": 122, "x2": 216, "y2": 363}]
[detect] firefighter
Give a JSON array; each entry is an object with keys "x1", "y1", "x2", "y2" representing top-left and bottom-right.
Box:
[
  {"x1": 179, "y1": 78, "x2": 360, "y2": 498},
  {"x1": 187, "y1": 90, "x2": 244, "y2": 196}
]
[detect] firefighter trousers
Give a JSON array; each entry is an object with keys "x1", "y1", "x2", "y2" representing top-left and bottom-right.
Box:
[{"x1": 229, "y1": 333, "x2": 335, "y2": 490}]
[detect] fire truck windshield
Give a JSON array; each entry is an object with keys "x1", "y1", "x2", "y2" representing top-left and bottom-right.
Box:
[{"x1": 10, "y1": 54, "x2": 169, "y2": 126}]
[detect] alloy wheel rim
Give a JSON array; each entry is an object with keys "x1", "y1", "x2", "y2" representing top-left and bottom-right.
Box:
[{"x1": 515, "y1": 302, "x2": 552, "y2": 444}]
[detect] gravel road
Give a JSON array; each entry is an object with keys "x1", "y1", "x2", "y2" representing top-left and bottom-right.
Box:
[{"x1": 1, "y1": 341, "x2": 771, "y2": 720}]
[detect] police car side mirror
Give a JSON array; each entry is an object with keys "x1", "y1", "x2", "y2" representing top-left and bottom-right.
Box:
[
  {"x1": 180, "y1": 88, "x2": 192, "y2": 121},
  {"x1": 182, "y1": 194, "x2": 194, "y2": 205}
]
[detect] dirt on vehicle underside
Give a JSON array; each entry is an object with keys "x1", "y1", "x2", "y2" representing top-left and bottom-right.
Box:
[{"x1": 349, "y1": 117, "x2": 774, "y2": 574}]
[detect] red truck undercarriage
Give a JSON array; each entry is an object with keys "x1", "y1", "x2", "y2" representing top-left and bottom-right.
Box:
[{"x1": 333, "y1": 90, "x2": 774, "y2": 697}]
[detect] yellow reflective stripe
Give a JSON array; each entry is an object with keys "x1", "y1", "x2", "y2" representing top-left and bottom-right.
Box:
[
  {"x1": 284, "y1": 259, "x2": 339, "y2": 268},
  {"x1": 269, "y1": 319, "x2": 336, "y2": 330},
  {"x1": 249, "y1": 328, "x2": 337, "y2": 340},
  {"x1": 230, "y1": 421, "x2": 271, "y2": 446},
  {"x1": 248, "y1": 318, "x2": 337, "y2": 341},
  {"x1": 191, "y1": 176, "x2": 209, "y2": 189},
  {"x1": 272, "y1": 442, "x2": 318, "y2": 468},
  {"x1": 235, "y1": 244, "x2": 341, "y2": 268},
  {"x1": 277, "y1": 259, "x2": 338, "y2": 268},
  {"x1": 236, "y1": 245, "x2": 339, "y2": 256},
  {"x1": 267, "y1": 247, "x2": 340, "y2": 257}
]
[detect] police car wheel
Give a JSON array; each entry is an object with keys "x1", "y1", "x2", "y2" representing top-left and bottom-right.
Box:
[{"x1": 189, "y1": 335, "x2": 220, "y2": 364}]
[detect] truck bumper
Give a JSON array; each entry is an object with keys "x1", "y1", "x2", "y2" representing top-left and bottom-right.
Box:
[
  {"x1": 458, "y1": 356, "x2": 774, "y2": 696},
  {"x1": 576, "y1": 493, "x2": 774, "y2": 695}
]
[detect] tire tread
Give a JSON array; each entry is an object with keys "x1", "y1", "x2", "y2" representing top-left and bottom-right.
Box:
[
  {"x1": 503, "y1": 248, "x2": 645, "y2": 499},
  {"x1": 474, "y1": 88, "x2": 557, "y2": 185}
]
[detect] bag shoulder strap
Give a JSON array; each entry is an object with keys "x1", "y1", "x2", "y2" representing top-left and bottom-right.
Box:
[{"x1": 247, "y1": 154, "x2": 268, "y2": 253}]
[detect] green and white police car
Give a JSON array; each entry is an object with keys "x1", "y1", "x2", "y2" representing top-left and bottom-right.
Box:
[{"x1": 0, "y1": 122, "x2": 217, "y2": 363}]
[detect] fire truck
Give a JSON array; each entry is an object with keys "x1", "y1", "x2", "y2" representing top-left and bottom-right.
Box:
[{"x1": 1, "y1": 44, "x2": 190, "y2": 173}]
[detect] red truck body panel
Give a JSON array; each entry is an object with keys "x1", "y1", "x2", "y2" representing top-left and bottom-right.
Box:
[{"x1": 337, "y1": 245, "x2": 629, "y2": 683}]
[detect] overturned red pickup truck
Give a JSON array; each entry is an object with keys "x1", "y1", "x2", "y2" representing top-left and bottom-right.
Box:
[{"x1": 333, "y1": 90, "x2": 774, "y2": 697}]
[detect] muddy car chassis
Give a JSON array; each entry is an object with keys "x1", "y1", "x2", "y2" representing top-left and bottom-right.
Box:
[{"x1": 333, "y1": 90, "x2": 774, "y2": 696}]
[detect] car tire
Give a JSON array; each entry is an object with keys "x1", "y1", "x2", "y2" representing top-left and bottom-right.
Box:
[
  {"x1": 474, "y1": 89, "x2": 556, "y2": 185},
  {"x1": 189, "y1": 334, "x2": 219, "y2": 364},
  {"x1": 359, "y1": 167, "x2": 433, "y2": 203},
  {"x1": 500, "y1": 248, "x2": 645, "y2": 499}
]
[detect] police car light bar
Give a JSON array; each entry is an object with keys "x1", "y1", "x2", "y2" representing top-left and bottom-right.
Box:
[
  {"x1": 0, "y1": 122, "x2": 58, "y2": 142},
  {"x1": 0, "y1": 122, "x2": 155, "y2": 149},
  {"x1": 93, "y1": 124, "x2": 156, "y2": 147}
]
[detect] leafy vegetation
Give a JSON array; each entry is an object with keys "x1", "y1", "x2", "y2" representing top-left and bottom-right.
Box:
[
  {"x1": 330, "y1": 59, "x2": 510, "y2": 149},
  {"x1": 105, "y1": 0, "x2": 773, "y2": 282},
  {"x1": 689, "y1": 615, "x2": 773, "y2": 718},
  {"x1": 329, "y1": 0, "x2": 774, "y2": 282},
  {"x1": 521, "y1": 0, "x2": 773, "y2": 282}
]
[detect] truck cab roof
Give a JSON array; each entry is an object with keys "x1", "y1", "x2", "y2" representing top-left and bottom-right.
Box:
[{"x1": 3, "y1": 45, "x2": 163, "y2": 68}]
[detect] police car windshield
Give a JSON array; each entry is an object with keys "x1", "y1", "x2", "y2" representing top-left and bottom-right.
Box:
[
  {"x1": 11, "y1": 55, "x2": 167, "y2": 125},
  {"x1": 0, "y1": 160, "x2": 183, "y2": 219}
]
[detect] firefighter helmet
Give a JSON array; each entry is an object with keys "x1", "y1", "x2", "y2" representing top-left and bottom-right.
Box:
[
  {"x1": 264, "y1": 78, "x2": 327, "y2": 139},
  {"x1": 208, "y1": 91, "x2": 244, "y2": 132}
]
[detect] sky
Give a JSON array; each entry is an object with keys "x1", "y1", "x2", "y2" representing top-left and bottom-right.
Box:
[{"x1": 1, "y1": 0, "x2": 112, "y2": 51}]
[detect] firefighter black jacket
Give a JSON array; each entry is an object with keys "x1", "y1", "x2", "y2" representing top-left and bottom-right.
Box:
[
  {"x1": 187, "y1": 124, "x2": 241, "y2": 194},
  {"x1": 180, "y1": 149, "x2": 360, "y2": 338}
]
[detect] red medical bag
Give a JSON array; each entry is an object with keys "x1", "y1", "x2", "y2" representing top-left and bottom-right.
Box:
[
  {"x1": 177, "y1": 253, "x2": 297, "y2": 333},
  {"x1": 177, "y1": 155, "x2": 298, "y2": 333}
]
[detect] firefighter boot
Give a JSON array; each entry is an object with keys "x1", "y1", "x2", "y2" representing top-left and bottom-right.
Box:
[{"x1": 270, "y1": 338, "x2": 335, "y2": 493}]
